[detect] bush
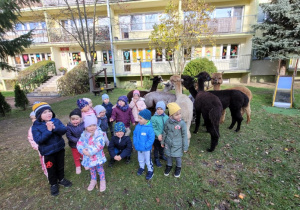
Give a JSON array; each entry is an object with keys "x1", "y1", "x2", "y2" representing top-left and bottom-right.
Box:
[
  {"x1": 124, "y1": 81, "x2": 137, "y2": 90},
  {"x1": 57, "y1": 62, "x2": 89, "y2": 96},
  {"x1": 14, "y1": 84, "x2": 29, "y2": 110},
  {"x1": 183, "y1": 58, "x2": 217, "y2": 77},
  {"x1": 0, "y1": 92, "x2": 11, "y2": 116},
  {"x1": 142, "y1": 76, "x2": 152, "y2": 90}
]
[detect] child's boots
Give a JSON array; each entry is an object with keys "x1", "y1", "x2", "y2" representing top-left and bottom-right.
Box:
[
  {"x1": 155, "y1": 158, "x2": 162, "y2": 167},
  {"x1": 100, "y1": 180, "x2": 106, "y2": 192},
  {"x1": 87, "y1": 180, "x2": 97, "y2": 191},
  {"x1": 76, "y1": 166, "x2": 81, "y2": 174},
  {"x1": 164, "y1": 165, "x2": 172, "y2": 176},
  {"x1": 174, "y1": 166, "x2": 181, "y2": 178}
]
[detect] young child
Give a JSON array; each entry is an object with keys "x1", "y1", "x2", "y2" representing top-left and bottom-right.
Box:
[
  {"x1": 66, "y1": 108, "x2": 85, "y2": 174},
  {"x1": 110, "y1": 96, "x2": 135, "y2": 136},
  {"x1": 77, "y1": 115, "x2": 107, "y2": 192},
  {"x1": 108, "y1": 122, "x2": 132, "y2": 167},
  {"x1": 133, "y1": 109, "x2": 155, "y2": 180},
  {"x1": 150, "y1": 101, "x2": 168, "y2": 168},
  {"x1": 129, "y1": 90, "x2": 147, "y2": 124},
  {"x1": 94, "y1": 105, "x2": 110, "y2": 146},
  {"x1": 77, "y1": 98, "x2": 96, "y2": 120},
  {"x1": 102, "y1": 94, "x2": 114, "y2": 137},
  {"x1": 32, "y1": 102, "x2": 72, "y2": 196},
  {"x1": 28, "y1": 111, "x2": 48, "y2": 177},
  {"x1": 83, "y1": 97, "x2": 97, "y2": 115},
  {"x1": 161, "y1": 102, "x2": 189, "y2": 178}
]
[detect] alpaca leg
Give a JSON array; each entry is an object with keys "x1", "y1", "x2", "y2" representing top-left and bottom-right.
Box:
[
  {"x1": 194, "y1": 113, "x2": 201, "y2": 134},
  {"x1": 186, "y1": 121, "x2": 191, "y2": 145},
  {"x1": 228, "y1": 117, "x2": 237, "y2": 130},
  {"x1": 220, "y1": 109, "x2": 226, "y2": 124},
  {"x1": 206, "y1": 125, "x2": 219, "y2": 152},
  {"x1": 234, "y1": 114, "x2": 243, "y2": 132},
  {"x1": 246, "y1": 103, "x2": 251, "y2": 124}
]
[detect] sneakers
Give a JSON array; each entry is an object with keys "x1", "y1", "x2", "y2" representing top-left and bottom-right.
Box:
[
  {"x1": 50, "y1": 184, "x2": 59, "y2": 196},
  {"x1": 125, "y1": 156, "x2": 131, "y2": 164},
  {"x1": 160, "y1": 155, "x2": 167, "y2": 161},
  {"x1": 155, "y1": 158, "x2": 162, "y2": 168},
  {"x1": 58, "y1": 178, "x2": 72, "y2": 187},
  {"x1": 137, "y1": 168, "x2": 145, "y2": 176},
  {"x1": 146, "y1": 171, "x2": 154, "y2": 180},
  {"x1": 100, "y1": 180, "x2": 106, "y2": 192},
  {"x1": 174, "y1": 166, "x2": 181, "y2": 178},
  {"x1": 87, "y1": 180, "x2": 97, "y2": 191},
  {"x1": 164, "y1": 165, "x2": 172, "y2": 176},
  {"x1": 76, "y1": 166, "x2": 81, "y2": 174}
]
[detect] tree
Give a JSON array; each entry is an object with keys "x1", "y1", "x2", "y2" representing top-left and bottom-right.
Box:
[
  {"x1": 252, "y1": 0, "x2": 300, "y2": 75},
  {"x1": 14, "y1": 84, "x2": 29, "y2": 110},
  {"x1": 149, "y1": 0, "x2": 215, "y2": 75},
  {"x1": 0, "y1": 0, "x2": 40, "y2": 71},
  {"x1": 0, "y1": 92, "x2": 11, "y2": 117}
]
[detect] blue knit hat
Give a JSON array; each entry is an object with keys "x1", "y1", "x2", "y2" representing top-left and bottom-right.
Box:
[
  {"x1": 32, "y1": 102, "x2": 55, "y2": 121},
  {"x1": 156, "y1": 101, "x2": 166, "y2": 111},
  {"x1": 102, "y1": 94, "x2": 109, "y2": 101},
  {"x1": 114, "y1": 122, "x2": 126, "y2": 133},
  {"x1": 118, "y1": 95, "x2": 128, "y2": 104},
  {"x1": 139, "y1": 109, "x2": 152, "y2": 121},
  {"x1": 77, "y1": 98, "x2": 89, "y2": 110},
  {"x1": 94, "y1": 105, "x2": 106, "y2": 116},
  {"x1": 84, "y1": 115, "x2": 98, "y2": 128}
]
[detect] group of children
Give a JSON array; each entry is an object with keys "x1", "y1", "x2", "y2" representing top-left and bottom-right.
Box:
[{"x1": 28, "y1": 91, "x2": 189, "y2": 196}]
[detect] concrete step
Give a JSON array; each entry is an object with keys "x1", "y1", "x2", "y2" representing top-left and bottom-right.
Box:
[{"x1": 27, "y1": 92, "x2": 61, "y2": 97}]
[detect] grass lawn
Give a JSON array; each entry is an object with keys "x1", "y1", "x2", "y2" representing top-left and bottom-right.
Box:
[
  {"x1": 1, "y1": 91, "x2": 14, "y2": 97},
  {"x1": 0, "y1": 87, "x2": 299, "y2": 209}
]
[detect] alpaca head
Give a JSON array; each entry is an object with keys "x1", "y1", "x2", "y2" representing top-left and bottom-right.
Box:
[
  {"x1": 211, "y1": 72, "x2": 224, "y2": 86},
  {"x1": 195, "y1": 71, "x2": 211, "y2": 82},
  {"x1": 150, "y1": 75, "x2": 164, "y2": 84},
  {"x1": 170, "y1": 75, "x2": 182, "y2": 84},
  {"x1": 181, "y1": 75, "x2": 195, "y2": 89},
  {"x1": 162, "y1": 80, "x2": 174, "y2": 92}
]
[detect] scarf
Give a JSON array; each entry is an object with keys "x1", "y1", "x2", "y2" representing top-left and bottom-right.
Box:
[{"x1": 117, "y1": 103, "x2": 129, "y2": 112}]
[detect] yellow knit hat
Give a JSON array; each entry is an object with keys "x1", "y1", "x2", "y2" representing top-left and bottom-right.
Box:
[{"x1": 167, "y1": 102, "x2": 181, "y2": 116}]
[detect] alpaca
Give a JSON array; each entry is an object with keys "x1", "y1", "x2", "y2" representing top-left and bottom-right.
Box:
[
  {"x1": 169, "y1": 75, "x2": 193, "y2": 143},
  {"x1": 144, "y1": 91, "x2": 176, "y2": 114},
  {"x1": 211, "y1": 72, "x2": 252, "y2": 123},
  {"x1": 181, "y1": 73, "x2": 222, "y2": 152},
  {"x1": 162, "y1": 80, "x2": 175, "y2": 92},
  {"x1": 127, "y1": 75, "x2": 163, "y2": 103}
]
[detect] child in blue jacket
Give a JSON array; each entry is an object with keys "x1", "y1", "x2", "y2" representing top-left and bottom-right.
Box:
[
  {"x1": 133, "y1": 109, "x2": 155, "y2": 180},
  {"x1": 102, "y1": 94, "x2": 114, "y2": 137}
]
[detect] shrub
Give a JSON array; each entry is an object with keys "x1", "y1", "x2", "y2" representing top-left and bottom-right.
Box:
[
  {"x1": 0, "y1": 92, "x2": 11, "y2": 116},
  {"x1": 142, "y1": 76, "x2": 152, "y2": 90},
  {"x1": 183, "y1": 58, "x2": 217, "y2": 77},
  {"x1": 14, "y1": 84, "x2": 29, "y2": 110},
  {"x1": 124, "y1": 81, "x2": 137, "y2": 90},
  {"x1": 57, "y1": 62, "x2": 89, "y2": 96}
]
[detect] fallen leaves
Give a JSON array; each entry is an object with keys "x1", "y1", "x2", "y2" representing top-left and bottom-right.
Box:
[{"x1": 238, "y1": 193, "x2": 246, "y2": 199}]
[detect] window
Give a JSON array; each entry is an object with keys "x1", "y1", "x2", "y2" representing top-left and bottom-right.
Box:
[
  {"x1": 222, "y1": 46, "x2": 227, "y2": 59},
  {"x1": 47, "y1": 53, "x2": 52, "y2": 61},
  {"x1": 123, "y1": 50, "x2": 131, "y2": 63},
  {"x1": 145, "y1": 14, "x2": 158, "y2": 30},
  {"x1": 155, "y1": 49, "x2": 163, "y2": 62},
  {"x1": 205, "y1": 46, "x2": 213, "y2": 58},
  {"x1": 230, "y1": 44, "x2": 238, "y2": 58},
  {"x1": 215, "y1": 8, "x2": 232, "y2": 18},
  {"x1": 22, "y1": 54, "x2": 30, "y2": 66},
  {"x1": 131, "y1": 15, "x2": 143, "y2": 30},
  {"x1": 145, "y1": 49, "x2": 152, "y2": 62},
  {"x1": 91, "y1": 51, "x2": 97, "y2": 63},
  {"x1": 257, "y1": 5, "x2": 267, "y2": 23},
  {"x1": 120, "y1": 13, "x2": 160, "y2": 32},
  {"x1": 166, "y1": 49, "x2": 173, "y2": 61},
  {"x1": 194, "y1": 47, "x2": 203, "y2": 58},
  {"x1": 103, "y1": 50, "x2": 112, "y2": 64},
  {"x1": 15, "y1": 56, "x2": 22, "y2": 66}
]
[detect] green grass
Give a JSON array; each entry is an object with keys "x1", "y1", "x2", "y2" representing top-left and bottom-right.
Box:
[
  {"x1": 1, "y1": 91, "x2": 14, "y2": 97},
  {"x1": 0, "y1": 87, "x2": 299, "y2": 209}
]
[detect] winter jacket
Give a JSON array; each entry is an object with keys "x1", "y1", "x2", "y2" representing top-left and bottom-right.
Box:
[
  {"x1": 77, "y1": 128, "x2": 107, "y2": 167},
  {"x1": 133, "y1": 122, "x2": 155, "y2": 151},
  {"x1": 32, "y1": 118, "x2": 66, "y2": 156},
  {"x1": 150, "y1": 114, "x2": 169, "y2": 138},
  {"x1": 28, "y1": 126, "x2": 38, "y2": 151},
  {"x1": 66, "y1": 122, "x2": 85, "y2": 148},
  {"x1": 102, "y1": 102, "x2": 113, "y2": 119},
  {"x1": 108, "y1": 135, "x2": 132, "y2": 159},
  {"x1": 162, "y1": 118, "x2": 189, "y2": 157},
  {"x1": 129, "y1": 97, "x2": 147, "y2": 121},
  {"x1": 97, "y1": 116, "x2": 108, "y2": 132},
  {"x1": 111, "y1": 106, "x2": 135, "y2": 128}
]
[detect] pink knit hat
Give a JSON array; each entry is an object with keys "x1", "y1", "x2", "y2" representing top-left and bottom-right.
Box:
[{"x1": 133, "y1": 90, "x2": 140, "y2": 96}]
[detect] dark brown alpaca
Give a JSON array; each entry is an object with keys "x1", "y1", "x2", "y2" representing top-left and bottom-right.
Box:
[{"x1": 181, "y1": 73, "x2": 222, "y2": 152}]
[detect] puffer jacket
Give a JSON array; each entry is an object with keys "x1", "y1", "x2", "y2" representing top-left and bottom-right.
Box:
[
  {"x1": 108, "y1": 135, "x2": 132, "y2": 159},
  {"x1": 162, "y1": 118, "x2": 188, "y2": 157},
  {"x1": 66, "y1": 122, "x2": 85, "y2": 148},
  {"x1": 150, "y1": 113, "x2": 169, "y2": 138},
  {"x1": 32, "y1": 118, "x2": 66, "y2": 156},
  {"x1": 133, "y1": 122, "x2": 155, "y2": 151},
  {"x1": 129, "y1": 97, "x2": 147, "y2": 121},
  {"x1": 111, "y1": 106, "x2": 135, "y2": 128},
  {"x1": 102, "y1": 102, "x2": 113, "y2": 119}
]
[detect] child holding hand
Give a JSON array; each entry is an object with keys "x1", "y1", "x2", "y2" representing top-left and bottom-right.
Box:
[
  {"x1": 77, "y1": 115, "x2": 107, "y2": 192},
  {"x1": 110, "y1": 96, "x2": 135, "y2": 136},
  {"x1": 77, "y1": 98, "x2": 96, "y2": 120},
  {"x1": 129, "y1": 90, "x2": 146, "y2": 124},
  {"x1": 102, "y1": 94, "x2": 114, "y2": 137},
  {"x1": 162, "y1": 102, "x2": 189, "y2": 178}
]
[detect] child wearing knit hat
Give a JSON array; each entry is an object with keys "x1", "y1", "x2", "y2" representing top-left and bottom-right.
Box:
[
  {"x1": 161, "y1": 102, "x2": 189, "y2": 178},
  {"x1": 94, "y1": 105, "x2": 109, "y2": 146},
  {"x1": 31, "y1": 102, "x2": 72, "y2": 196},
  {"x1": 66, "y1": 108, "x2": 85, "y2": 174},
  {"x1": 133, "y1": 109, "x2": 155, "y2": 180},
  {"x1": 27, "y1": 111, "x2": 48, "y2": 177},
  {"x1": 150, "y1": 101, "x2": 169, "y2": 168},
  {"x1": 101, "y1": 94, "x2": 114, "y2": 137},
  {"x1": 129, "y1": 90, "x2": 147, "y2": 123},
  {"x1": 77, "y1": 115, "x2": 107, "y2": 192},
  {"x1": 77, "y1": 98, "x2": 96, "y2": 120}
]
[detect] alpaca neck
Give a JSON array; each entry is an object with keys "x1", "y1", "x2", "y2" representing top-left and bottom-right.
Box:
[
  {"x1": 188, "y1": 86, "x2": 198, "y2": 99},
  {"x1": 213, "y1": 84, "x2": 221, "y2": 90},
  {"x1": 174, "y1": 82, "x2": 182, "y2": 96},
  {"x1": 149, "y1": 81, "x2": 159, "y2": 92},
  {"x1": 198, "y1": 80, "x2": 205, "y2": 91}
]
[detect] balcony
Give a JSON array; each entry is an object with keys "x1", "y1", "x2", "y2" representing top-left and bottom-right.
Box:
[
  {"x1": 42, "y1": 0, "x2": 106, "y2": 7},
  {"x1": 4, "y1": 29, "x2": 49, "y2": 43}
]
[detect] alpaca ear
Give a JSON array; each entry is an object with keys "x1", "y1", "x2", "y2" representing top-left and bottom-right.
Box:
[{"x1": 222, "y1": 71, "x2": 224, "y2": 75}]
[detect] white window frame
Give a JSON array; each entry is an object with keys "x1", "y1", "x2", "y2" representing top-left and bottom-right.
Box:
[{"x1": 102, "y1": 50, "x2": 112, "y2": 65}]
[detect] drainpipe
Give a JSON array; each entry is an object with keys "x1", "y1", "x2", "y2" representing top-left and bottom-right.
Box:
[{"x1": 106, "y1": 0, "x2": 117, "y2": 87}]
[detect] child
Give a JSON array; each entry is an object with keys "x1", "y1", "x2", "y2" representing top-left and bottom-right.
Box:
[
  {"x1": 129, "y1": 90, "x2": 147, "y2": 124},
  {"x1": 77, "y1": 115, "x2": 107, "y2": 192},
  {"x1": 32, "y1": 102, "x2": 72, "y2": 196},
  {"x1": 94, "y1": 105, "x2": 110, "y2": 146},
  {"x1": 83, "y1": 97, "x2": 97, "y2": 115},
  {"x1": 150, "y1": 101, "x2": 168, "y2": 168},
  {"x1": 133, "y1": 109, "x2": 155, "y2": 180},
  {"x1": 161, "y1": 102, "x2": 189, "y2": 178},
  {"x1": 28, "y1": 111, "x2": 48, "y2": 177},
  {"x1": 77, "y1": 98, "x2": 96, "y2": 120},
  {"x1": 66, "y1": 108, "x2": 85, "y2": 174},
  {"x1": 108, "y1": 122, "x2": 132, "y2": 167},
  {"x1": 102, "y1": 94, "x2": 114, "y2": 137},
  {"x1": 110, "y1": 96, "x2": 135, "y2": 136}
]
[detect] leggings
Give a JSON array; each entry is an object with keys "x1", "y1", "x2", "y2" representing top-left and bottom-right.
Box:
[{"x1": 90, "y1": 164, "x2": 105, "y2": 181}]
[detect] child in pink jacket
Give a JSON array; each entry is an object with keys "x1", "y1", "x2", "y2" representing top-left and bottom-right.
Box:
[
  {"x1": 28, "y1": 111, "x2": 48, "y2": 177},
  {"x1": 129, "y1": 90, "x2": 147, "y2": 124}
]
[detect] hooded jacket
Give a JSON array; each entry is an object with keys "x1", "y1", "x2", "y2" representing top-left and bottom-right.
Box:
[
  {"x1": 133, "y1": 122, "x2": 155, "y2": 151},
  {"x1": 108, "y1": 135, "x2": 132, "y2": 158},
  {"x1": 66, "y1": 121, "x2": 85, "y2": 148},
  {"x1": 111, "y1": 106, "x2": 135, "y2": 128},
  {"x1": 129, "y1": 97, "x2": 147, "y2": 121}
]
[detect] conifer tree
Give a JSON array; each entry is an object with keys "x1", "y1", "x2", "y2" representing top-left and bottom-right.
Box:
[
  {"x1": 0, "y1": 92, "x2": 11, "y2": 117},
  {"x1": 14, "y1": 84, "x2": 29, "y2": 110},
  {"x1": 252, "y1": 0, "x2": 300, "y2": 75}
]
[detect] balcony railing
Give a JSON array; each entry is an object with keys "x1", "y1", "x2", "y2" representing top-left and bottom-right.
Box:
[
  {"x1": 42, "y1": 0, "x2": 106, "y2": 7},
  {"x1": 4, "y1": 29, "x2": 49, "y2": 43}
]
